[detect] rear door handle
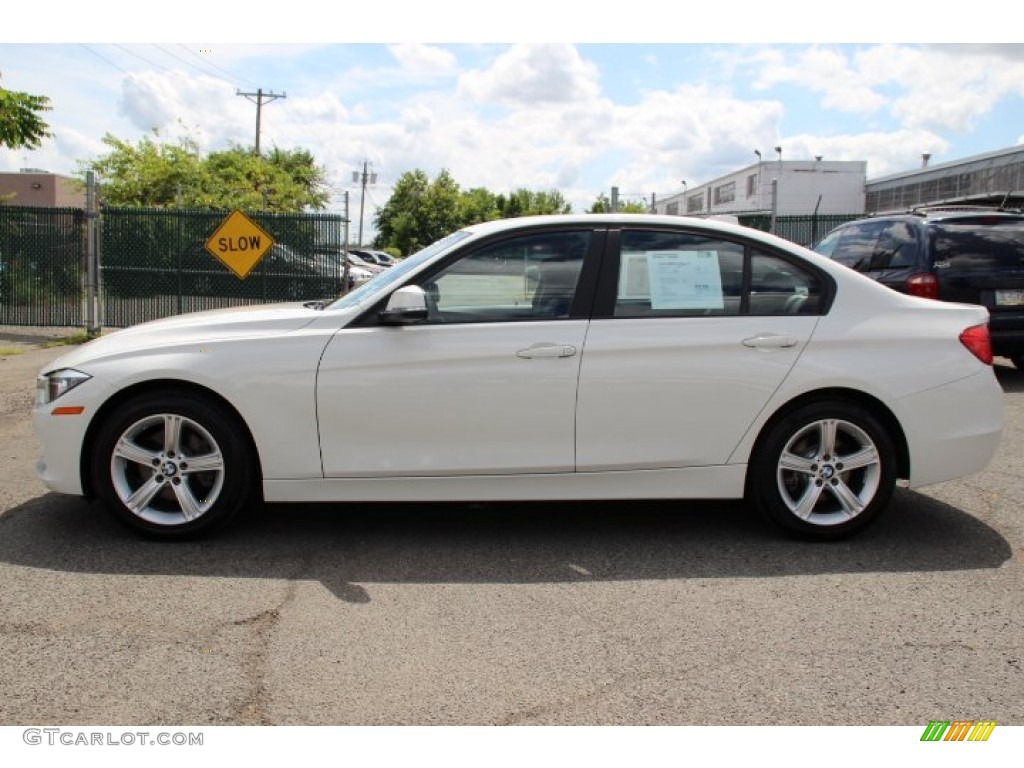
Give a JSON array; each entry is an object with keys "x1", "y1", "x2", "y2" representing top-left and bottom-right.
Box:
[
  {"x1": 742, "y1": 334, "x2": 799, "y2": 349},
  {"x1": 516, "y1": 343, "x2": 578, "y2": 359}
]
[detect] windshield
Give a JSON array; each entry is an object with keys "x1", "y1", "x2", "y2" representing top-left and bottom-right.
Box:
[{"x1": 326, "y1": 230, "x2": 473, "y2": 311}]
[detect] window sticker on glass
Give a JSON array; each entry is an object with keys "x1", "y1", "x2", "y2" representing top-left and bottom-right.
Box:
[
  {"x1": 619, "y1": 252, "x2": 652, "y2": 300},
  {"x1": 647, "y1": 250, "x2": 724, "y2": 310}
]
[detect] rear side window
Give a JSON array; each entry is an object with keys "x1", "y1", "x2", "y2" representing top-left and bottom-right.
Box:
[
  {"x1": 613, "y1": 231, "x2": 824, "y2": 317},
  {"x1": 750, "y1": 252, "x2": 823, "y2": 315},
  {"x1": 931, "y1": 218, "x2": 1024, "y2": 271},
  {"x1": 614, "y1": 231, "x2": 744, "y2": 317},
  {"x1": 814, "y1": 219, "x2": 919, "y2": 272}
]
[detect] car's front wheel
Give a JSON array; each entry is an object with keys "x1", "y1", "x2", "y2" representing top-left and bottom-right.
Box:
[
  {"x1": 749, "y1": 400, "x2": 897, "y2": 540},
  {"x1": 91, "y1": 391, "x2": 257, "y2": 538}
]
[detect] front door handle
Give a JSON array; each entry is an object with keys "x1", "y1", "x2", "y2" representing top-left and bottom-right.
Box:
[
  {"x1": 516, "y1": 343, "x2": 578, "y2": 359},
  {"x1": 742, "y1": 334, "x2": 799, "y2": 349}
]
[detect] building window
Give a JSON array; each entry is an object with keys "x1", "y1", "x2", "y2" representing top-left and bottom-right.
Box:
[
  {"x1": 687, "y1": 195, "x2": 704, "y2": 213},
  {"x1": 714, "y1": 181, "x2": 735, "y2": 205},
  {"x1": 747, "y1": 174, "x2": 757, "y2": 197},
  {"x1": 666, "y1": 202, "x2": 679, "y2": 216}
]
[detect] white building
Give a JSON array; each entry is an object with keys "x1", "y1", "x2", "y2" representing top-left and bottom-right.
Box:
[{"x1": 653, "y1": 160, "x2": 867, "y2": 218}]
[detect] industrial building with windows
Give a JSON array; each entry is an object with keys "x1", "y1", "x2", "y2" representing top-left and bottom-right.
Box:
[{"x1": 652, "y1": 144, "x2": 1024, "y2": 219}]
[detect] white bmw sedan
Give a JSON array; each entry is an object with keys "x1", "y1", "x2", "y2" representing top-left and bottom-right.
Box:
[{"x1": 34, "y1": 215, "x2": 1004, "y2": 540}]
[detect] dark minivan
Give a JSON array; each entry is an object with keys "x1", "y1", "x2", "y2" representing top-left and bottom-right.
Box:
[{"x1": 814, "y1": 208, "x2": 1024, "y2": 368}]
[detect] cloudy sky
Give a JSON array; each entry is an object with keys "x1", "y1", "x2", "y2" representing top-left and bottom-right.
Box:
[{"x1": 3, "y1": 5, "x2": 1022, "y2": 228}]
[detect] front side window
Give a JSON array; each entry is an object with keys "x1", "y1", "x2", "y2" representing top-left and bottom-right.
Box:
[{"x1": 419, "y1": 230, "x2": 589, "y2": 323}]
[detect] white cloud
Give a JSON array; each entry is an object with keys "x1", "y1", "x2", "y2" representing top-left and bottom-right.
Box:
[
  {"x1": 752, "y1": 46, "x2": 887, "y2": 113},
  {"x1": 601, "y1": 85, "x2": 784, "y2": 194},
  {"x1": 752, "y1": 44, "x2": 1024, "y2": 134},
  {"x1": 388, "y1": 44, "x2": 458, "y2": 75},
  {"x1": 459, "y1": 44, "x2": 600, "y2": 106},
  {"x1": 861, "y1": 45, "x2": 1024, "y2": 133},
  {"x1": 119, "y1": 71, "x2": 250, "y2": 149},
  {"x1": 782, "y1": 129, "x2": 950, "y2": 178}
]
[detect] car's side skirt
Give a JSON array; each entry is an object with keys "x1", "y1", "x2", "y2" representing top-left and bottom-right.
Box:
[{"x1": 263, "y1": 465, "x2": 748, "y2": 503}]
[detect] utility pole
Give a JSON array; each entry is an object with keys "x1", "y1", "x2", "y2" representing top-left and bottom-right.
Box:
[
  {"x1": 352, "y1": 161, "x2": 376, "y2": 246},
  {"x1": 236, "y1": 88, "x2": 286, "y2": 156},
  {"x1": 85, "y1": 171, "x2": 101, "y2": 336},
  {"x1": 342, "y1": 191, "x2": 351, "y2": 291}
]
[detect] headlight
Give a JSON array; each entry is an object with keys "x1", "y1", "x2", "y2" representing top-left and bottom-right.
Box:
[{"x1": 36, "y1": 369, "x2": 91, "y2": 406}]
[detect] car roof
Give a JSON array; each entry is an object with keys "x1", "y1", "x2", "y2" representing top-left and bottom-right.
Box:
[
  {"x1": 457, "y1": 213, "x2": 802, "y2": 249},
  {"x1": 838, "y1": 208, "x2": 1024, "y2": 227}
]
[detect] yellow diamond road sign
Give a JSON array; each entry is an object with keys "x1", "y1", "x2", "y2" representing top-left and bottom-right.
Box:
[{"x1": 205, "y1": 210, "x2": 275, "y2": 279}]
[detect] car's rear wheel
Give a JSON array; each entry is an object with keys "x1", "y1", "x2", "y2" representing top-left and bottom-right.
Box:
[
  {"x1": 91, "y1": 391, "x2": 256, "y2": 538},
  {"x1": 749, "y1": 400, "x2": 897, "y2": 540}
]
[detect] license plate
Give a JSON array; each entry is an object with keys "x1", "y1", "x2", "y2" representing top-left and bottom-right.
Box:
[{"x1": 995, "y1": 289, "x2": 1024, "y2": 306}]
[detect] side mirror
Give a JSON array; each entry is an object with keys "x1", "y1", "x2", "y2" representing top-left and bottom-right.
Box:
[{"x1": 380, "y1": 285, "x2": 429, "y2": 325}]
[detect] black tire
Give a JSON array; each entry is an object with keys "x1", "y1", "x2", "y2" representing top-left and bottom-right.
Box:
[
  {"x1": 91, "y1": 391, "x2": 257, "y2": 539},
  {"x1": 749, "y1": 400, "x2": 897, "y2": 540}
]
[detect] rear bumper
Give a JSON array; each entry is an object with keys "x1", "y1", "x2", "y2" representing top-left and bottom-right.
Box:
[
  {"x1": 897, "y1": 369, "x2": 1004, "y2": 489},
  {"x1": 988, "y1": 310, "x2": 1024, "y2": 356}
]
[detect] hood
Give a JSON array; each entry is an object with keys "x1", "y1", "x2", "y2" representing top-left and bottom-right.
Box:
[{"x1": 44, "y1": 303, "x2": 322, "y2": 372}]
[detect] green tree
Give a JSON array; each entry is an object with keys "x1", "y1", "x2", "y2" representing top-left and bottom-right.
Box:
[
  {"x1": 497, "y1": 189, "x2": 571, "y2": 217},
  {"x1": 80, "y1": 134, "x2": 330, "y2": 212},
  {"x1": 457, "y1": 187, "x2": 501, "y2": 226},
  {"x1": 373, "y1": 169, "x2": 431, "y2": 255},
  {"x1": 374, "y1": 172, "x2": 575, "y2": 255},
  {"x1": 589, "y1": 194, "x2": 648, "y2": 213},
  {"x1": 0, "y1": 78, "x2": 52, "y2": 150},
  {"x1": 83, "y1": 133, "x2": 207, "y2": 207}
]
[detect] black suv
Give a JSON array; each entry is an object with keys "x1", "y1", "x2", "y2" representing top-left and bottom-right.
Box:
[{"x1": 814, "y1": 208, "x2": 1024, "y2": 368}]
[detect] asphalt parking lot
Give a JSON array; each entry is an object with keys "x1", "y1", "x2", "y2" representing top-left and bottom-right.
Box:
[{"x1": 0, "y1": 333, "x2": 1021, "y2": 726}]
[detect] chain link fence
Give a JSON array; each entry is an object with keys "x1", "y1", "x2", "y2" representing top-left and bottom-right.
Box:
[
  {"x1": 1, "y1": 205, "x2": 859, "y2": 328},
  {"x1": 0, "y1": 205, "x2": 85, "y2": 326},
  {"x1": 101, "y1": 208, "x2": 347, "y2": 327},
  {"x1": 736, "y1": 212, "x2": 863, "y2": 247}
]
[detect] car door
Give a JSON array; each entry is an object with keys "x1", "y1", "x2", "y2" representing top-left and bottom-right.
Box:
[
  {"x1": 316, "y1": 228, "x2": 601, "y2": 477},
  {"x1": 576, "y1": 227, "x2": 826, "y2": 471}
]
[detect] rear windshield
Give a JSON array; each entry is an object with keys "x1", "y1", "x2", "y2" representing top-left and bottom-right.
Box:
[{"x1": 932, "y1": 218, "x2": 1024, "y2": 270}]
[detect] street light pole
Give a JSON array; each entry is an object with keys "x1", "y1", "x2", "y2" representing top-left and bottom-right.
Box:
[{"x1": 771, "y1": 146, "x2": 782, "y2": 234}]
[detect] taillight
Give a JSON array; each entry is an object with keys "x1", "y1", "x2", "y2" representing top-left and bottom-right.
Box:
[
  {"x1": 906, "y1": 273, "x2": 939, "y2": 299},
  {"x1": 959, "y1": 324, "x2": 993, "y2": 365}
]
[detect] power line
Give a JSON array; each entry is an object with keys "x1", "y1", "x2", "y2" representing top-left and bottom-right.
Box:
[
  {"x1": 175, "y1": 44, "x2": 260, "y2": 88},
  {"x1": 151, "y1": 44, "x2": 225, "y2": 81},
  {"x1": 110, "y1": 44, "x2": 174, "y2": 74},
  {"x1": 79, "y1": 44, "x2": 129, "y2": 74}
]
